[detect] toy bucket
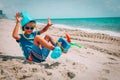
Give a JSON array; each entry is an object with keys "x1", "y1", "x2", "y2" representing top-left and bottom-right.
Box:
[{"x1": 58, "y1": 38, "x2": 71, "y2": 53}]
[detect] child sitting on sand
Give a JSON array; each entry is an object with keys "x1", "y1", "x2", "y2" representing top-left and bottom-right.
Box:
[{"x1": 12, "y1": 12, "x2": 62, "y2": 62}]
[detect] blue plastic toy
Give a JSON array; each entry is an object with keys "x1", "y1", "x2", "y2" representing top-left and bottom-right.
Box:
[{"x1": 58, "y1": 37, "x2": 71, "y2": 53}]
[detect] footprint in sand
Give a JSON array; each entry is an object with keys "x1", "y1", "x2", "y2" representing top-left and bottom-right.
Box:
[
  {"x1": 72, "y1": 62, "x2": 88, "y2": 72},
  {"x1": 0, "y1": 69, "x2": 4, "y2": 75},
  {"x1": 31, "y1": 68, "x2": 38, "y2": 72},
  {"x1": 98, "y1": 69, "x2": 110, "y2": 80},
  {"x1": 103, "y1": 62, "x2": 119, "y2": 65},
  {"x1": 45, "y1": 70, "x2": 52, "y2": 76},
  {"x1": 98, "y1": 77, "x2": 108, "y2": 80},
  {"x1": 0, "y1": 68, "x2": 15, "y2": 80},
  {"x1": 18, "y1": 74, "x2": 32, "y2": 80},
  {"x1": 67, "y1": 71, "x2": 76, "y2": 79},
  {"x1": 43, "y1": 62, "x2": 60, "y2": 69},
  {"x1": 102, "y1": 69, "x2": 110, "y2": 74},
  {"x1": 108, "y1": 57, "x2": 117, "y2": 61},
  {"x1": 87, "y1": 52, "x2": 94, "y2": 55}
]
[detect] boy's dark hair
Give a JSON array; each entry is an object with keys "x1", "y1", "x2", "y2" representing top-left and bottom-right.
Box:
[{"x1": 22, "y1": 26, "x2": 25, "y2": 31}]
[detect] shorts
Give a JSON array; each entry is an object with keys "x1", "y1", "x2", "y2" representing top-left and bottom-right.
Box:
[{"x1": 30, "y1": 44, "x2": 50, "y2": 62}]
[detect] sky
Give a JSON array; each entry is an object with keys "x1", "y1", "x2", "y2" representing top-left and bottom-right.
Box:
[{"x1": 0, "y1": 0, "x2": 120, "y2": 19}]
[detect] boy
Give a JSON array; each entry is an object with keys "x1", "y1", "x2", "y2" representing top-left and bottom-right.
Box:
[{"x1": 12, "y1": 12, "x2": 62, "y2": 62}]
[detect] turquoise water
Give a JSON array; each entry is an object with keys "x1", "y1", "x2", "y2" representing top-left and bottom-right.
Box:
[{"x1": 36, "y1": 17, "x2": 120, "y2": 36}]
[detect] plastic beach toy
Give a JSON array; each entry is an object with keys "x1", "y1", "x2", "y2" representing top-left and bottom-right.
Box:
[
  {"x1": 51, "y1": 46, "x2": 62, "y2": 59},
  {"x1": 66, "y1": 33, "x2": 82, "y2": 48},
  {"x1": 58, "y1": 37, "x2": 71, "y2": 53}
]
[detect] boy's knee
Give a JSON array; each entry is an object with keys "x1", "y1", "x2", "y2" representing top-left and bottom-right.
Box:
[
  {"x1": 45, "y1": 34, "x2": 49, "y2": 37},
  {"x1": 45, "y1": 34, "x2": 51, "y2": 38},
  {"x1": 34, "y1": 35, "x2": 42, "y2": 45},
  {"x1": 34, "y1": 35, "x2": 42, "y2": 41}
]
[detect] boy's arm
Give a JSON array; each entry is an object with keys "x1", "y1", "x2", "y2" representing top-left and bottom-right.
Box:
[
  {"x1": 12, "y1": 22, "x2": 20, "y2": 40},
  {"x1": 12, "y1": 12, "x2": 22, "y2": 40},
  {"x1": 40, "y1": 18, "x2": 53, "y2": 34}
]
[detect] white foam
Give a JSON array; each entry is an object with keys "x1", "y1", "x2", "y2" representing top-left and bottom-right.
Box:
[
  {"x1": 54, "y1": 24, "x2": 120, "y2": 37},
  {"x1": 53, "y1": 24, "x2": 79, "y2": 30},
  {"x1": 37, "y1": 23, "x2": 46, "y2": 26},
  {"x1": 37, "y1": 22, "x2": 120, "y2": 37}
]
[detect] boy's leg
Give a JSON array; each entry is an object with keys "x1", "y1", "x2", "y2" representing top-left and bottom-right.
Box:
[
  {"x1": 44, "y1": 34, "x2": 55, "y2": 45},
  {"x1": 34, "y1": 35, "x2": 54, "y2": 50},
  {"x1": 44, "y1": 34, "x2": 62, "y2": 47},
  {"x1": 34, "y1": 35, "x2": 62, "y2": 59}
]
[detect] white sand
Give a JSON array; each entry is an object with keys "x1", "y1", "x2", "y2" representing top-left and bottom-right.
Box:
[{"x1": 0, "y1": 19, "x2": 120, "y2": 80}]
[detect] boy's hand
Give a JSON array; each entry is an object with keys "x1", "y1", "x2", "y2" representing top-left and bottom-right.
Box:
[
  {"x1": 40, "y1": 18, "x2": 53, "y2": 34},
  {"x1": 15, "y1": 12, "x2": 22, "y2": 23},
  {"x1": 47, "y1": 18, "x2": 53, "y2": 27}
]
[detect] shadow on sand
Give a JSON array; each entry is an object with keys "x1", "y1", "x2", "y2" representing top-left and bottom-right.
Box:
[
  {"x1": 0, "y1": 54, "x2": 24, "y2": 61},
  {"x1": 0, "y1": 54, "x2": 60, "y2": 69}
]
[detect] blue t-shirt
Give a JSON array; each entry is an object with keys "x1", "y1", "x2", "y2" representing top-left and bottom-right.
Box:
[{"x1": 17, "y1": 31, "x2": 40, "y2": 59}]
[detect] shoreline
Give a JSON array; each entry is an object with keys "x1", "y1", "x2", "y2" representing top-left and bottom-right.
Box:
[
  {"x1": 37, "y1": 23, "x2": 120, "y2": 43},
  {"x1": 37, "y1": 22, "x2": 120, "y2": 38}
]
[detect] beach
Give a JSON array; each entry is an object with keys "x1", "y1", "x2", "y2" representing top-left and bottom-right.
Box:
[{"x1": 0, "y1": 19, "x2": 120, "y2": 80}]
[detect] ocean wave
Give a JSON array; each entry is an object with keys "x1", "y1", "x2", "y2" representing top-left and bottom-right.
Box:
[
  {"x1": 54, "y1": 24, "x2": 120, "y2": 37},
  {"x1": 37, "y1": 22, "x2": 120, "y2": 37}
]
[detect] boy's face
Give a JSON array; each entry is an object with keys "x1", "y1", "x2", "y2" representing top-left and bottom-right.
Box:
[{"x1": 24, "y1": 22, "x2": 36, "y2": 34}]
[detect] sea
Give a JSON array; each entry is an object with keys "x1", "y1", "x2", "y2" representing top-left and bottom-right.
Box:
[{"x1": 36, "y1": 17, "x2": 120, "y2": 37}]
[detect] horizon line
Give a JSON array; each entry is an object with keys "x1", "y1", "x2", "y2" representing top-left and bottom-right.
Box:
[
  {"x1": 35, "y1": 16, "x2": 120, "y2": 19},
  {"x1": 10, "y1": 16, "x2": 120, "y2": 20}
]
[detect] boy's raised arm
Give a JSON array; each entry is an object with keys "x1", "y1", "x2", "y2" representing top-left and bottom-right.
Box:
[
  {"x1": 40, "y1": 18, "x2": 53, "y2": 34},
  {"x1": 12, "y1": 12, "x2": 21, "y2": 40}
]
